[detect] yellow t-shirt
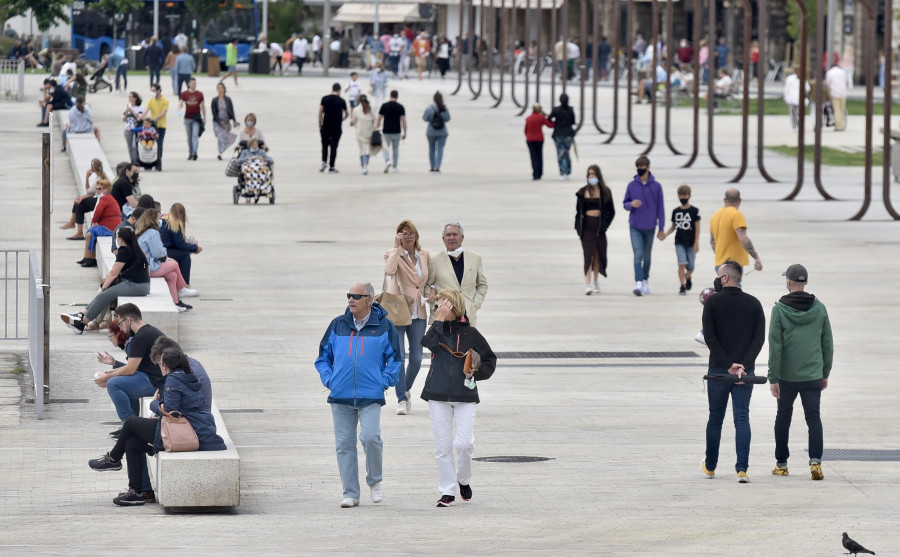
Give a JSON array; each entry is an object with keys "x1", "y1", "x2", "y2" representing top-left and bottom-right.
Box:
[
  {"x1": 709, "y1": 205, "x2": 748, "y2": 267},
  {"x1": 145, "y1": 96, "x2": 169, "y2": 129}
]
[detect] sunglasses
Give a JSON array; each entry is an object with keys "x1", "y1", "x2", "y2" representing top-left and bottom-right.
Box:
[{"x1": 346, "y1": 293, "x2": 371, "y2": 300}]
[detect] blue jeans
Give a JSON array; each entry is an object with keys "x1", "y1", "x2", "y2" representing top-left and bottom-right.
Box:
[
  {"x1": 774, "y1": 379, "x2": 824, "y2": 465},
  {"x1": 394, "y1": 318, "x2": 426, "y2": 402},
  {"x1": 705, "y1": 367, "x2": 754, "y2": 472},
  {"x1": 184, "y1": 118, "x2": 200, "y2": 156},
  {"x1": 427, "y1": 135, "x2": 447, "y2": 170},
  {"x1": 629, "y1": 227, "x2": 656, "y2": 281},
  {"x1": 331, "y1": 403, "x2": 383, "y2": 499},
  {"x1": 106, "y1": 372, "x2": 157, "y2": 422}
]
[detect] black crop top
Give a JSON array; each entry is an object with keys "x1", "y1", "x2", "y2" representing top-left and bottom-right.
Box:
[{"x1": 583, "y1": 197, "x2": 601, "y2": 211}]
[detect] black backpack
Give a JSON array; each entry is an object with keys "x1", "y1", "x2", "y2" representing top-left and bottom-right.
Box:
[{"x1": 430, "y1": 106, "x2": 445, "y2": 129}]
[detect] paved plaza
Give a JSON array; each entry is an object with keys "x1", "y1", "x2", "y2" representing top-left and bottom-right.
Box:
[{"x1": 1, "y1": 67, "x2": 899, "y2": 555}]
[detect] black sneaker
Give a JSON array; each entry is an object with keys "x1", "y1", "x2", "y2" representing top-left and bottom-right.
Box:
[
  {"x1": 109, "y1": 427, "x2": 122, "y2": 439},
  {"x1": 686, "y1": 277, "x2": 693, "y2": 291},
  {"x1": 89, "y1": 452, "x2": 122, "y2": 471},
  {"x1": 117, "y1": 488, "x2": 156, "y2": 503},
  {"x1": 459, "y1": 483, "x2": 472, "y2": 501},
  {"x1": 60, "y1": 313, "x2": 86, "y2": 335},
  {"x1": 113, "y1": 488, "x2": 146, "y2": 506},
  {"x1": 679, "y1": 285, "x2": 687, "y2": 295},
  {"x1": 176, "y1": 301, "x2": 192, "y2": 310},
  {"x1": 80, "y1": 259, "x2": 97, "y2": 267},
  {"x1": 436, "y1": 495, "x2": 455, "y2": 507}
]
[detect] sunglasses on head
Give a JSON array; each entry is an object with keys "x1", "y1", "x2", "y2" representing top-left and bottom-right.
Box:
[{"x1": 347, "y1": 293, "x2": 370, "y2": 300}]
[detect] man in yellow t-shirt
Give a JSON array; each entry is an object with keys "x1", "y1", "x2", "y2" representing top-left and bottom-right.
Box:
[
  {"x1": 709, "y1": 188, "x2": 763, "y2": 272},
  {"x1": 145, "y1": 83, "x2": 169, "y2": 171}
]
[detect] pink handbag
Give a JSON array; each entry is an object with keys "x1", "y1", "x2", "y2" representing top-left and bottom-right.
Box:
[{"x1": 160, "y1": 410, "x2": 199, "y2": 452}]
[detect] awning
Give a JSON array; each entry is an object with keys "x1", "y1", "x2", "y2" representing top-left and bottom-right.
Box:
[{"x1": 334, "y1": 3, "x2": 427, "y2": 23}]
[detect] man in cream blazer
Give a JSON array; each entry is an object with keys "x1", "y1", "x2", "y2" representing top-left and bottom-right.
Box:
[{"x1": 426, "y1": 223, "x2": 488, "y2": 326}]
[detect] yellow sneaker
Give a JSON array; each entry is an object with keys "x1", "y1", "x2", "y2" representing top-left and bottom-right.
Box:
[
  {"x1": 810, "y1": 463, "x2": 824, "y2": 480},
  {"x1": 701, "y1": 460, "x2": 715, "y2": 479},
  {"x1": 737, "y1": 471, "x2": 749, "y2": 483},
  {"x1": 772, "y1": 465, "x2": 789, "y2": 476}
]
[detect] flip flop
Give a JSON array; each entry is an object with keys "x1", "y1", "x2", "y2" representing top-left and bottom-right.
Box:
[{"x1": 66, "y1": 236, "x2": 85, "y2": 241}]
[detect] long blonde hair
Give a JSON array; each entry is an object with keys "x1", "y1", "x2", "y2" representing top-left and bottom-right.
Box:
[
  {"x1": 91, "y1": 158, "x2": 109, "y2": 182},
  {"x1": 164, "y1": 203, "x2": 187, "y2": 236},
  {"x1": 135, "y1": 208, "x2": 160, "y2": 237}
]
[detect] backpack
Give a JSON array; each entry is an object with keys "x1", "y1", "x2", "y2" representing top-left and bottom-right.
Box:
[{"x1": 430, "y1": 106, "x2": 445, "y2": 129}]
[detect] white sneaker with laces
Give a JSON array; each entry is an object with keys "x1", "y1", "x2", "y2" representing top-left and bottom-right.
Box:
[
  {"x1": 370, "y1": 482, "x2": 384, "y2": 503},
  {"x1": 340, "y1": 497, "x2": 360, "y2": 508},
  {"x1": 633, "y1": 281, "x2": 643, "y2": 296},
  {"x1": 396, "y1": 401, "x2": 408, "y2": 415},
  {"x1": 592, "y1": 281, "x2": 601, "y2": 293},
  {"x1": 641, "y1": 280, "x2": 650, "y2": 295},
  {"x1": 585, "y1": 285, "x2": 593, "y2": 295},
  {"x1": 178, "y1": 287, "x2": 198, "y2": 298}
]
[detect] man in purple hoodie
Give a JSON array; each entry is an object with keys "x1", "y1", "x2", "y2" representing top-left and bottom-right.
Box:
[{"x1": 623, "y1": 156, "x2": 666, "y2": 295}]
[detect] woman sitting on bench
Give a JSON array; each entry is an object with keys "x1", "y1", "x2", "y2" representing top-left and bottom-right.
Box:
[{"x1": 135, "y1": 208, "x2": 194, "y2": 311}]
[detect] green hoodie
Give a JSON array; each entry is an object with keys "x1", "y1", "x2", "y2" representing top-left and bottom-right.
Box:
[{"x1": 767, "y1": 292, "x2": 833, "y2": 383}]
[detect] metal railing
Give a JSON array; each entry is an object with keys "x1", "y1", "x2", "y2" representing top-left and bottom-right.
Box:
[
  {"x1": 0, "y1": 59, "x2": 25, "y2": 102},
  {"x1": 1, "y1": 250, "x2": 30, "y2": 340},
  {"x1": 28, "y1": 252, "x2": 45, "y2": 419}
]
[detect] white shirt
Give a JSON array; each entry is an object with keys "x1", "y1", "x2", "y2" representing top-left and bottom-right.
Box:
[
  {"x1": 312, "y1": 35, "x2": 322, "y2": 52},
  {"x1": 715, "y1": 75, "x2": 733, "y2": 94},
  {"x1": 389, "y1": 36, "x2": 403, "y2": 55},
  {"x1": 825, "y1": 65, "x2": 847, "y2": 99},
  {"x1": 293, "y1": 38, "x2": 308, "y2": 57},
  {"x1": 173, "y1": 33, "x2": 188, "y2": 51},
  {"x1": 60, "y1": 61, "x2": 77, "y2": 78},
  {"x1": 353, "y1": 310, "x2": 371, "y2": 331},
  {"x1": 567, "y1": 42, "x2": 580, "y2": 60},
  {"x1": 346, "y1": 79, "x2": 361, "y2": 100},
  {"x1": 270, "y1": 42, "x2": 283, "y2": 56}
]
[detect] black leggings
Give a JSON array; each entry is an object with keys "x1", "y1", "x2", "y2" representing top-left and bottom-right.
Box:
[
  {"x1": 71, "y1": 196, "x2": 98, "y2": 225},
  {"x1": 109, "y1": 416, "x2": 156, "y2": 491}
]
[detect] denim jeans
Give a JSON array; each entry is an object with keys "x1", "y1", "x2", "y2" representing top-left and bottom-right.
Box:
[
  {"x1": 774, "y1": 379, "x2": 824, "y2": 464},
  {"x1": 106, "y1": 371, "x2": 157, "y2": 422},
  {"x1": 394, "y1": 318, "x2": 426, "y2": 401},
  {"x1": 382, "y1": 133, "x2": 401, "y2": 168},
  {"x1": 629, "y1": 227, "x2": 656, "y2": 281},
  {"x1": 331, "y1": 402, "x2": 383, "y2": 499},
  {"x1": 705, "y1": 367, "x2": 754, "y2": 472},
  {"x1": 427, "y1": 135, "x2": 447, "y2": 170},
  {"x1": 184, "y1": 118, "x2": 200, "y2": 157}
]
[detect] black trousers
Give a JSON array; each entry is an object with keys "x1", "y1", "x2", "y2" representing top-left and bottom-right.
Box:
[
  {"x1": 155, "y1": 128, "x2": 166, "y2": 170},
  {"x1": 109, "y1": 416, "x2": 156, "y2": 492},
  {"x1": 149, "y1": 67, "x2": 161, "y2": 87},
  {"x1": 321, "y1": 129, "x2": 341, "y2": 168},
  {"x1": 71, "y1": 196, "x2": 98, "y2": 224},
  {"x1": 526, "y1": 140, "x2": 544, "y2": 179},
  {"x1": 294, "y1": 56, "x2": 304, "y2": 74}
]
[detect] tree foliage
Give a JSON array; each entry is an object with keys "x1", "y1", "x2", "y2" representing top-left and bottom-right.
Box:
[
  {"x1": 94, "y1": 0, "x2": 144, "y2": 45},
  {"x1": 6, "y1": 0, "x2": 70, "y2": 32},
  {"x1": 185, "y1": 0, "x2": 233, "y2": 49},
  {"x1": 786, "y1": 0, "x2": 817, "y2": 42},
  {"x1": 266, "y1": 0, "x2": 310, "y2": 44}
]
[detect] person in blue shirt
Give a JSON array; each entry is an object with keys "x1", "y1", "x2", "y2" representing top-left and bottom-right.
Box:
[{"x1": 715, "y1": 37, "x2": 730, "y2": 70}]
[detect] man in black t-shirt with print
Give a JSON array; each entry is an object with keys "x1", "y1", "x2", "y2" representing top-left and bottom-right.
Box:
[
  {"x1": 662, "y1": 184, "x2": 701, "y2": 295},
  {"x1": 376, "y1": 90, "x2": 407, "y2": 173},
  {"x1": 318, "y1": 83, "x2": 348, "y2": 173}
]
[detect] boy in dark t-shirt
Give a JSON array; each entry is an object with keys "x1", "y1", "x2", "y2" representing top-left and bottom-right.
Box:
[{"x1": 662, "y1": 184, "x2": 701, "y2": 295}]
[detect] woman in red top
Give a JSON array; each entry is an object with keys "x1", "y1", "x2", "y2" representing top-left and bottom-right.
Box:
[
  {"x1": 77, "y1": 179, "x2": 122, "y2": 268},
  {"x1": 524, "y1": 103, "x2": 554, "y2": 180},
  {"x1": 177, "y1": 77, "x2": 206, "y2": 160}
]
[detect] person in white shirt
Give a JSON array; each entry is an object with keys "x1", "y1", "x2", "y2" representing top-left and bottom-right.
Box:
[
  {"x1": 269, "y1": 42, "x2": 284, "y2": 73},
  {"x1": 293, "y1": 36, "x2": 308, "y2": 74},
  {"x1": 60, "y1": 57, "x2": 77, "y2": 80},
  {"x1": 782, "y1": 68, "x2": 808, "y2": 130},
  {"x1": 312, "y1": 34, "x2": 322, "y2": 66},
  {"x1": 824, "y1": 64, "x2": 847, "y2": 131},
  {"x1": 173, "y1": 32, "x2": 188, "y2": 52},
  {"x1": 566, "y1": 40, "x2": 580, "y2": 80},
  {"x1": 345, "y1": 72, "x2": 362, "y2": 114}
]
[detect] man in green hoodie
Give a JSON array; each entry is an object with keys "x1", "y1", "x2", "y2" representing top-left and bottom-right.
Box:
[{"x1": 768, "y1": 264, "x2": 833, "y2": 480}]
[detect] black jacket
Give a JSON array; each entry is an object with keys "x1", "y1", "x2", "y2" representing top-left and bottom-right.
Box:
[
  {"x1": 702, "y1": 287, "x2": 765, "y2": 370},
  {"x1": 210, "y1": 96, "x2": 236, "y2": 126},
  {"x1": 575, "y1": 185, "x2": 615, "y2": 237},
  {"x1": 144, "y1": 44, "x2": 164, "y2": 69},
  {"x1": 548, "y1": 105, "x2": 576, "y2": 137},
  {"x1": 421, "y1": 319, "x2": 496, "y2": 403}
]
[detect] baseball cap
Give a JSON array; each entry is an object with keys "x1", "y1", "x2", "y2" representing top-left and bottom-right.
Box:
[{"x1": 782, "y1": 264, "x2": 808, "y2": 283}]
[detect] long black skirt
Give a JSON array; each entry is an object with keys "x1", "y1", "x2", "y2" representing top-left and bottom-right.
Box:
[{"x1": 580, "y1": 215, "x2": 608, "y2": 277}]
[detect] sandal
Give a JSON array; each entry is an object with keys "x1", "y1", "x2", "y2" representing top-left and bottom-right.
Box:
[{"x1": 67, "y1": 236, "x2": 85, "y2": 241}]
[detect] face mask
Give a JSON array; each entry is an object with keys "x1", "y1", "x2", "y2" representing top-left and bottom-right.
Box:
[
  {"x1": 713, "y1": 277, "x2": 723, "y2": 292},
  {"x1": 587, "y1": 177, "x2": 599, "y2": 186},
  {"x1": 679, "y1": 198, "x2": 689, "y2": 205},
  {"x1": 636, "y1": 168, "x2": 648, "y2": 177},
  {"x1": 132, "y1": 172, "x2": 139, "y2": 181},
  {"x1": 246, "y1": 120, "x2": 255, "y2": 126}
]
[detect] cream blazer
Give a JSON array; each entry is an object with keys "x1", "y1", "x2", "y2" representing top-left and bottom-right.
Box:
[
  {"x1": 426, "y1": 250, "x2": 488, "y2": 326},
  {"x1": 384, "y1": 247, "x2": 430, "y2": 320}
]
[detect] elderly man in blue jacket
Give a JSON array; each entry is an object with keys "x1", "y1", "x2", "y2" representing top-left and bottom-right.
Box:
[{"x1": 316, "y1": 281, "x2": 401, "y2": 509}]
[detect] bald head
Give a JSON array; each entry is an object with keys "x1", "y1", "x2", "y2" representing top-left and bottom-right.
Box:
[{"x1": 724, "y1": 188, "x2": 741, "y2": 205}]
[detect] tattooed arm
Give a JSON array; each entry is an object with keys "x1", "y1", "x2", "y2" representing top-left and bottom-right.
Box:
[{"x1": 735, "y1": 228, "x2": 762, "y2": 271}]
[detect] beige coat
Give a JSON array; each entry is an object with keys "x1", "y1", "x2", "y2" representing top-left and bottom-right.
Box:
[
  {"x1": 384, "y1": 247, "x2": 430, "y2": 320},
  {"x1": 426, "y1": 250, "x2": 488, "y2": 326}
]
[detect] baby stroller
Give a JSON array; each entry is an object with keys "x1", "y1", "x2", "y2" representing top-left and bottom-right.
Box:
[
  {"x1": 136, "y1": 129, "x2": 159, "y2": 169},
  {"x1": 226, "y1": 141, "x2": 275, "y2": 204},
  {"x1": 86, "y1": 58, "x2": 112, "y2": 93}
]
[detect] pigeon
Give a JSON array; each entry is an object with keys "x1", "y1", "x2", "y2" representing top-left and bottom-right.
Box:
[{"x1": 842, "y1": 532, "x2": 875, "y2": 555}]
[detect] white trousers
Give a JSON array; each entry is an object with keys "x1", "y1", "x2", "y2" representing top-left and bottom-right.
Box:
[{"x1": 428, "y1": 400, "x2": 476, "y2": 496}]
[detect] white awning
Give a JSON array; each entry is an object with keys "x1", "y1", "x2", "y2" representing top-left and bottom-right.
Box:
[{"x1": 334, "y1": 3, "x2": 426, "y2": 23}]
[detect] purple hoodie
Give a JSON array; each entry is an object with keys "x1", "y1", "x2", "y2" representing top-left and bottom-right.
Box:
[{"x1": 622, "y1": 172, "x2": 665, "y2": 231}]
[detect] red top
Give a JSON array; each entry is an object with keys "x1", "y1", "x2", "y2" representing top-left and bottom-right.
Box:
[
  {"x1": 524, "y1": 113, "x2": 555, "y2": 142},
  {"x1": 92, "y1": 194, "x2": 122, "y2": 231},
  {"x1": 179, "y1": 90, "x2": 204, "y2": 117}
]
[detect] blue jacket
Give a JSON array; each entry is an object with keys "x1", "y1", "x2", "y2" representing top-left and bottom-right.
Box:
[
  {"x1": 150, "y1": 370, "x2": 226, "y2": 452},
  {"x1": 315, "y1": 303, "x2": 401, "y2": 407},
  {"x1": 159, "y1": 220, "x2": 199, "y2": 253},
  {"x1": 137, "y1": 228, "x2": 168, "y2": 272}
]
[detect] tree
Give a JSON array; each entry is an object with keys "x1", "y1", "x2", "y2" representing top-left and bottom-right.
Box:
[
  {"x1": 95, "y1": 0, "x2": 143, "y2": 48},
  {"x1": 185, "y1": 0, "x2": 233, "y2": 53},
  {"x1": 5, "y1": 0, "x2": 69, "y2": 32},
  {"x1": 267, "y1": 0, "x2": 310, "y2": 44}
]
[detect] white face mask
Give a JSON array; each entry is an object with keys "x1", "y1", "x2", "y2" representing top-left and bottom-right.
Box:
[
  {"x1": 587, "y1": 177, "x2": 599, "y2": 186},
  {"x1": 447, "y1": 248, "x2": 464, "y2": 258}
]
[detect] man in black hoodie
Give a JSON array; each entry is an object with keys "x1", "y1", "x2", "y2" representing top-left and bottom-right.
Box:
[{"x1": 700, "y1": 260, "x2": 765, "y2": 483}]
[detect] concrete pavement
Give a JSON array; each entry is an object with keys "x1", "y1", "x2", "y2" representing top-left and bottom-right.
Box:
[{"x1": 1, "y1": 67, "x2": 899, "y2": 555}]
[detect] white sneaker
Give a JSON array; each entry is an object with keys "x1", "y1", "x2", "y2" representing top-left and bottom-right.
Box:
[
  {"x1": 592, "y1": 281, "x2": 601, "y2": 293},
  {"x1": 641, "y1": 280, "x2": 650, "y2": 295},
  {"x1": 559, "y1": 174, "x2": 567, "y2": 181},
  {"x1": 370, "y1": 481, "x2": 384, "y2": 503},
  {"x1": 340, "y1": 497, "x2": 360, "y2": 508},
  {"x1": 633, "y1": 281, "x2": 643, "y2": 296},
  {"x1": 397, "y1": 401, "x2": 408, "y2": 415},
  {"x1": 319, "y1": 162, "x2": 327, "y2": 172},
  {"x1": 585, "y1": 285, "x2": 593, "y2": 296},
  {"x1": 384, "y1": 162, "x2": 391, "y2": 173},
  {"x1": 694, "y1": 331, "x2": 707, "y2": 345},
  {"x1": 390, "y1": 167, "x2": 398, "y2": 173},
  {"x1": 405, "y1": 392, "x2": 412, "y2": 411},
  {"x1": 178, "y1": 287, "x2": 198, "y2": 298},
  {"x1": 175, "y1": 304, "x2": 188, "y2": 313},
  {"x1": 362, "y1": 167, "x2": 368, "y2": 175}
]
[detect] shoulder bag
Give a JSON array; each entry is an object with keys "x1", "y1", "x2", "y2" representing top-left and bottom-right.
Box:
[
  {"x1": 160, "y1": 408, "x2": 200, "y2": 452},
  {"x1": 375, "y1": 273, "x2": 413, "y2": 327},
  {"x1": 370, "y1": 129, "x2": 383, "y2": 147}
]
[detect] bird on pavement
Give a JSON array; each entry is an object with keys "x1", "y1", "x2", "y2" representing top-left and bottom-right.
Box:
[{"x1": 842, "y1": 532, "x2": 876, "y2": 555}]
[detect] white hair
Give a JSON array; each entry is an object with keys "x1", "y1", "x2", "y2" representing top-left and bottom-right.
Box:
[
  {"x1": 442, "y1": 222, "x2": 464, "y2": 236},
  {"x1": 351, "y1": 281, "x2": 375, "y2": 298}
]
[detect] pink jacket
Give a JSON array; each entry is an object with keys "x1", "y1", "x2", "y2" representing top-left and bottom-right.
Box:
[{"x1": 384, "y1": 247, "x2": 430, "y2": 319}]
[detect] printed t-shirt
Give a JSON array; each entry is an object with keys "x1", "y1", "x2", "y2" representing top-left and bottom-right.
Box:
[
  {"x1": 346, "y1": 80, "x2": 361, "y2": 100},
  {"x1": 180, "y1": 90, "x2": 204, "y2": 117},
  {"x1": 320, "y1": 94, "x2": 347, "y2": 132},
  {"x1": 671, "y1": 205, "x2": 701, "y2": 247},
  {"x1": 378, "y1": 101, "x2": 405, "y2": 134},
  {"x1": 709, "y1": 205, "x2": 748, "y2": 266}
]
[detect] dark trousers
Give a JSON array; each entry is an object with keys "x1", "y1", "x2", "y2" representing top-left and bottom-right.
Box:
[
  {"x1": 774, "y1": 379, "x2": 824, "y2": 464},
  {"x1": 526, "y1": 140, "x2": 544, "y2": 179},
  {"x1": 321, "y1": 129, "x2": 341, "y2": 168},
  {"x1": 167, "y1": 247, "x2": 193, "y2": 284},
  {"x1": 149, "y1": 66, "x2": 161, "y2": 87},
  {"x1": 109, "y1": 416, "x2": 156, "y2": 492},
  {"x1": 705, "y1": 367, "x2": 754, "y2": 472},
  {"x1": 294, "y1": 56, "x2": 304, "y2": 74},
  {"x1": 71, "y1": 196, "x2": 98, "y2": 224},
  {"x1": 155, "y1": 127, "x2": 166, "y2": 170},
  {"x1": 177, "y1": 73, "x2": 191, "y2": 95},
  {"x1": 115, "y1": 64, "x2": 128, "y2": 90}
]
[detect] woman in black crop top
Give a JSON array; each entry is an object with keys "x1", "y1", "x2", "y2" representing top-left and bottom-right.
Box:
[{"x1": 574, "y1": 164, "x2": 616, "y2": 295}]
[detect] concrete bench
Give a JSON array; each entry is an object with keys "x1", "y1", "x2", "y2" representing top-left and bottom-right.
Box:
[
  {"x1": 59, "y1": 118, "x2": 180, "y2": 339},
  {"x1": 140, "y1": 397, "x2": 241, "y2": 510}
]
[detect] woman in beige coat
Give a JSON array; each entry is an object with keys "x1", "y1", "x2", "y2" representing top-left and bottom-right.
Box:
[
  {"x1": 384, "y1": 219, "x2": 430, "y2": 415},
  {"x1": 351, "y1": 94, "x2": 379, "y2": 174}
]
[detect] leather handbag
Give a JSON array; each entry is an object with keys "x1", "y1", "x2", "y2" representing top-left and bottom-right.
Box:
[
  {"x1": 375, "y1": 273, "x2": 413, "y2": 327},
  {"x1": 160, "y1": 409, "x2": 200, "y2": 452},
  {"x1": 370, "y1": 130, "x2": 383, "y2": 147}
]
